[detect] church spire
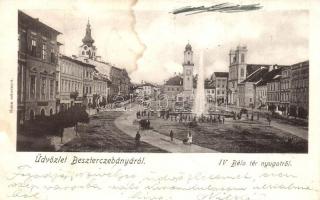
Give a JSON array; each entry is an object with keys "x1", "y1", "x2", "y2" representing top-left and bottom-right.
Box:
[{"x1": 82, "y1": 19, "x2": 94, "y2": 46}]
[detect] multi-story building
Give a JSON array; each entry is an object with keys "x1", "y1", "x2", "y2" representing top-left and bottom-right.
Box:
[
  {"x1": 238, "y1": 67, "x2": 269, "y2": 108},
  {"x1": 163, "y1": 75, "x2": 183, "y2": 104},
  {"x1": 279, "y1": 66, "x2": 291, "y2": 116},
  {"x1": 266, "y1": 74, "x2": 281, "y2": 112},
  {"x1": 93, "y1": 72, "x2": 111, "y2": 106},
  {"x1": 255, "y1": 67, "x2": 282, "y2": 109},
  {"x1": 205, "y1": 79, "x2": 215, "y2": 104},
  {"x1": 290, "y1": 60, "x2": 309, "y2": 118},
  {"x1": 211, "y1": 72, "x2": 228, "y2": 104},
  {"x1": 82, "y1": 59, "x2": 96, "y2": 107},
  {"x1": 109, "y1": 66, "x2": 131, "y2": 100},
  {"x1": 57, "y1": 55, "x2": 84, "y2": 111},
  {"x1": 18, "y1": 10, "x2": 61, "y2": 123}
]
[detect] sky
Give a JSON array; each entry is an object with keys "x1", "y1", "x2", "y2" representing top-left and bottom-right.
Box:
[{"x1": 23, "y1": 0, "x2": 309, "y2": 84}]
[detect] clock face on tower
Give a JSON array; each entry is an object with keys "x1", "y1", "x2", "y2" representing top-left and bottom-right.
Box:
[{"x1": 186, "y1": 69, "x2": 191, "y2": 76}]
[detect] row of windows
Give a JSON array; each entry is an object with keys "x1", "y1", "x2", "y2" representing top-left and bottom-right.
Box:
[
  {"x1": 256, "y1": 89, "x2": 267, "y2": 98},
  {"x1": 93, "y1": 83, "x2": 107, "y2": 94},
  {"x1": 280, "y1": 80, "x2": 290, "y2": 90},
  {"x1": 61, "y1": 61, "x2": 83, "y2": 78},
  {"x1": 166, "y1": 87, "x2": 182, "y2": 92},
  {"x1": 29, "y1": 75, "x2": 54, "y2": 100},
  {"x1": 267, "y1": 93, "x2": 280, "y2": 102},
  {"x1": 61, "y1": 79, "x2": 82, "y2": 93},
  {"x1": 280, "y1": 93, "x2": 290, "y2": 102},
  {"x1": 291, "y1": 78, "x2": 308, "y2": 89},
  {"x1": 27, "y1": 36, "x2": 57, "y2": 63},
  {"x1": 291, "y1": 90, "x2": 308, "y2": 103},
  {"x1": 84, "y1": 69, "x2": 93, "y2": 80},
  {"x1": 267, "y1": 82, "x2": 279, "y2": 91}
]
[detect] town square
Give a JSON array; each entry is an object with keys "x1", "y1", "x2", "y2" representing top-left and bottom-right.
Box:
[{"x1": 17, "y1": 6, "x2": 308, "y2": 153}]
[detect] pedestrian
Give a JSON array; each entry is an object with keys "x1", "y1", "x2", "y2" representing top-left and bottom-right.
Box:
[
  {"x1": 222, "y1": 116, "x2": 225, "y2": 124},
  {"x1": 146, "y1": 119, "x2": 150, "y2": 129},
  {"x1": 187, "y1": 131, "x2": 192, "y2": 145},
  {"x1": 74, "y1": 122, "x2": 79, "y2": 136},
  {"x1": 267, "y1": 115, "x2": 271, "y2": 126},
  {"x1": 135, "y1": 131, "x2": 141, "y2": 147},
  {"x1": 170, "y1": 130, "x2": 174, "y2": 142}
]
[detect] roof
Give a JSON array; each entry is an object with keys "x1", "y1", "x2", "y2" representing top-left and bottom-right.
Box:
[
  {"x1": 291, "y1": 60, "x2": 309, "y2": 68},
  {"x1": 256, "y1": 68, "x2": 282, "y2": 86},
  {"x1": 246, "y1": 64, "x2": 270, "y2": 76},
  {"x1": 165, "y1": 76, "x2": 183, "y2": 86},
  {"x1": 141, "y1": 82, "x2": 155, "y2": 87},
  {"x1": 204, "y1": 79, "x2": 215, "y2": 89},
  {"x1": 82, "y1": 21, "x2": 95, "y2": 46},
  {"x1": 213, "y1": 72, "x2": 229, "y2": 78},
  {"x1": 185, "y1": 43, "x2": 192, "y2": 51},
  {"x1": 18, "y1": 10, "x2": 61, "y2": 35},
  {"x1": 241, "y1": 67, "x2": 269, "y2": 83},
  {"x1": 60, "y1": 55, "x2": 96, "y2": 69}
]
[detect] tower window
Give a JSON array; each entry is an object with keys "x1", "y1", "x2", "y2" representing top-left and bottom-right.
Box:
[
  {"x1": 241, "y1": 68, "x2": 244, "y2": 77},
  {"x1": 241, "y1": 53, "x2": 245, "y2": 63},
  {"x1": 82, "y1": 51, "x2": 85, "y2": 55}
]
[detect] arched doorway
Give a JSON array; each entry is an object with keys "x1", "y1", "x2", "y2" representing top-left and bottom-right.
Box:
[
  {"x1": 30, "y1": 110, "x2": 35, "y2": 121},
  {"x1": 50, "y1": 108, "x2": 53, "y2": 116},
  {"x1": 40, "y1": 109, "x2": 45, "y2": 117}
]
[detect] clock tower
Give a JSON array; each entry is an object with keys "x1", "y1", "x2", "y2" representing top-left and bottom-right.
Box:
[
  {"x1": 183, "y1": 43, "x2": 194, "y2": 93},
  {"x1": 79, "y1": 20, "x2": 97, "y2": 60}
]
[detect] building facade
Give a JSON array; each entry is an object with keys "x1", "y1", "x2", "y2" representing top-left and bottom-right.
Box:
[
  {"x1": 211, "y1": 72, "x2": 228, "y2": 104},
  {"x1": 163, "y1": 76, "x2": 183, "y2": 104},
  {"x1": 279, "y1": 66, "x2": 291, "y2": 115},
  {"x1": 266, "y1": 75, "x2": 281, "y2": 112},
  {"x1": 18, "y1": 11, "x2": 61, "y2": 123},
  {"x1": 57, "y1": 55, "x2": 85, "y2": 111},
  {"x1": 290, "y1": 60, "x2": 309, "y2": 118}
]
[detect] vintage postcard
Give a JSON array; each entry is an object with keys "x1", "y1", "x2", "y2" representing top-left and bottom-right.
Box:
[{"x1": 0, "y1": 0, "x2": 319, "y2": 199}]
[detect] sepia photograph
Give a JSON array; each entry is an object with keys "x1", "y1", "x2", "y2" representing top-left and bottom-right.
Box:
[
  {"x1": 1, "y1": 1, "x2": 320, "y2": 200},
  {"x1": 16, "y1": 2, "x2": 308, "y2": 153}
]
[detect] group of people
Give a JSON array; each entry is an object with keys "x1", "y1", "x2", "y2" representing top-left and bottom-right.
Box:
[
  {"x1": 165, "y1": 113, "x2": 225, "y2": 124},
  {"x1": 136, "y1": 110, "x2": 150, "y2": 119},
  {"x1": 135, "y1": 129, "x2": 193, "y2": 148},
  {"x1": 139, "y1": 119, "x2": 151, "y2": 130}
]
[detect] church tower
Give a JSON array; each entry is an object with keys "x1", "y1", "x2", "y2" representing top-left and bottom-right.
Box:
[
  {"x1": 79, "y1": 20, "x2": 97, "y2": 59},
  {"x1": 183, "y1": 43, "x2": 194, "y2": 93}
]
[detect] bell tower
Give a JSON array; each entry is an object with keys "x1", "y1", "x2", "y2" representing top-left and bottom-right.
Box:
[
  {"x1": 79, "y1": 19, "x2": 97, "y2": 60},
  {"x1": 183, "y1": 43, "x2": 194, "y2": 93}
]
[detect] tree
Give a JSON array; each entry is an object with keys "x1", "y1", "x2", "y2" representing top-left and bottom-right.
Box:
[
  {"x1": 70, "y1": 91, "x2": 79, "y2": 107},
  {"x1": 100, "y1": 96, "x2": 107, "y2": 107}
]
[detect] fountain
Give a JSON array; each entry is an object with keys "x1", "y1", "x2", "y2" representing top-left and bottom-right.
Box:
[{"x1": 192, "y1": 50, "x2": 206, "y2": 116}]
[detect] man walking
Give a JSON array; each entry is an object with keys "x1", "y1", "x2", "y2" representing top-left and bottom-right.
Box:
[
  {"x1": 135, "y1": 131, "x2": 141, "y2": 147},
  {"x1": 170, "y1": 130, "x2": 174, "y2": 142}
]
